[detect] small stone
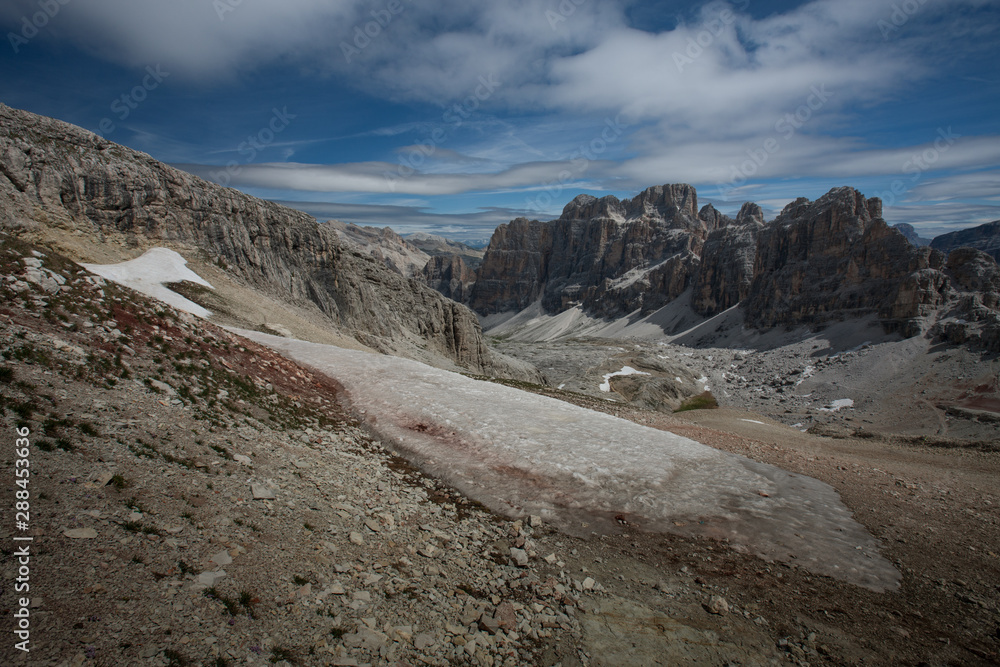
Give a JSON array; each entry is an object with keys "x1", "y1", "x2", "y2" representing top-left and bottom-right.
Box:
[
  {"x1": 478, "y1": 614, "x2": 500, "y2": 635},
  {"x1": 211, "y1": 550, "x2": 233, "y2": 567},
  {"x1": 64, "y1": 528, "x2": 98, "y2": 539},
  {"x1": 509, "y1": 548, "x2": 528, "y2": 567},
  {"x1": 582, "y1": 577, "x2": 596, "y2": 591},
  {"x1": 543, "y1": 553, "x2": 557, "y2": 564},
  {"x1": 418, "y1": 544, "x2": 438, "y2": 558},
  {"x1": 198, "y1": 571, "x2": 227, "y2": 586},
  {"x1": 529, "y1": 515, "x2": 542, "y2": 528},
  {"x1": 250, "y1": 483, "x2": 275, "y2": 500},
  {"x1": 349, "y1": 531, "x2": 364, "y2": 545},
  {"x1": 707, "y1": 595, "x2": 729, "y2": 615},
  {"x1": 233, "y1": 454, "x2": 252, "y2": 465},
  {"x1": 414, "y1": 632, "x2": 436, "y2": 650}
]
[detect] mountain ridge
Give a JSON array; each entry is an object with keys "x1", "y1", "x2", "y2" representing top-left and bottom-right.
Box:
[{"x1": 0, "y1": 103, "x2": 534, "y2": 380}]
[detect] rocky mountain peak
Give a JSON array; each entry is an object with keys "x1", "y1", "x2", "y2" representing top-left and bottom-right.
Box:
[
  {"x1": 698, "y1": 203, "x2": 734, "y2": 231},
  {"x1": 736, "y1": 202, "x2": 765, "y2": 225}
]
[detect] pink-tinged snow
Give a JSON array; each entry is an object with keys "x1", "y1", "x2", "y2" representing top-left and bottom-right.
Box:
[
  {"x1": 83, "y1": 248, "x2": 213, "y2": 318},
  {"x1": 236, "y1": 329, "x2": 899, "y2": 591}
]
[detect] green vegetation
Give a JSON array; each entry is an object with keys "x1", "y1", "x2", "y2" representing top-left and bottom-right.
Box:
[{"x1": 674, "y1": 391, "x2": 719, "y2": 413}]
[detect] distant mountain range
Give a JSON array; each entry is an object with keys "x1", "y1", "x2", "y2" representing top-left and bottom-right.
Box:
[{"x1": 421, "y1": 185, "x2": 1000, "y2": 351}]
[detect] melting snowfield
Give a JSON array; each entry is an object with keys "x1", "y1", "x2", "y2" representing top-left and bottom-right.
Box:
[
  {"x1": 83, "y1": 248, "x2": 214, "y2": 318},
  {"x1": 238, "y1": 330, "x2": 900, "y2": 591}
]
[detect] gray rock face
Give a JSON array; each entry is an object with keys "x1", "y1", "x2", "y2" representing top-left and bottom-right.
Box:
[
  {"x1": 405, "y1": 232, "x2": 485, "y2": 269},
  {"x1": 930, "y1": 219, "x2": 1000, "y2": 262},
  {"x1": 744, "y1": 187, "x2": 945, "y2": 331},
  {"x1": 420, "y1": 254, "x2": 476, "y2": 303},
  {"x1": 470, "y1": 184, "x2": 712, "y2": 318},
  {"x1": 692, "y1": 220, "x2": 763, "y2": 316},
  {"x1": 0, "y1": 103, "x2": 519, "y2": 377}
]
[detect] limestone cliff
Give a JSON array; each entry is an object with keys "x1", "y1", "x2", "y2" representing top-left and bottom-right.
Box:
[
  {"x1": 0, "y1": 104, "x2": 526, "y2": 377},
  {"x1": 470, "y1": 184, "x2": 714, "y2": 318}
]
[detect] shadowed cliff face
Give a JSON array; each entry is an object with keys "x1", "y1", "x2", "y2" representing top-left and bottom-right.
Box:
[{"x1": 0, "y1": 103, "x2": 527, "y2": 377}]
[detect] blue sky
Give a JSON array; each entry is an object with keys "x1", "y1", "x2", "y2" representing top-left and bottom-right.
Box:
[{"x1": 2, "y1": 0, "x2": 998, "y2": 243}]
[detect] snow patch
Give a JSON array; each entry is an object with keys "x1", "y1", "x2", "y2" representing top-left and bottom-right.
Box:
[
  {"x1": 819, "y1": 398, "x2": 854, "y2": 412},
  {"x1": 599, "y1": 366, "x2": 650, "y2": 392},
  {"x1": 83, "y1": 248, "x2": 213, "y2": 319},
  {"x1": 740, "y1": 419, "x2": 766, "y2": 425},
  {"x1": 237, "y1": 329, "x2": 900, "y2": 592}
]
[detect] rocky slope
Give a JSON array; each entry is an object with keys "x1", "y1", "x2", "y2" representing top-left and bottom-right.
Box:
[
  {"x1": 406, "y1": 232, "x2": 486, "y2": 269},
  {"x1": 327, "y1": 221, "x2": 430, "y2": 278},
  {"x1": 930, "y1": 219, "x2": 1000, "y2": 262},
  {"x1": 0, "y1": 104, "x2": 526, "y2": 379}
]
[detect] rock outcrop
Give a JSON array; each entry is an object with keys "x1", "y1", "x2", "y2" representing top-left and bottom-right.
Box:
[
  {"x1": 0, "y1": 103, "x2": 524, "y2": 377},
  {"x1": 744, "y1": 187, "x2": 944, "y2": 331},
  {"x1": 930, "y1": 219, "x2": 1000, "y2": 263},
  {"x1": 469, "y1": 184, "x2": 714, "y2": 318}
]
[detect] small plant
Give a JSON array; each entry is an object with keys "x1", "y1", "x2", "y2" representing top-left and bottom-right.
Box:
[
  {"x1": 163, "y1": 648, "x2": 188, "y2": 666},
  {"x1": 55, "y1": 438, "x2": 75, "y2": 452},
  {"x1": 0, "y1": 366, "x2": 13, "y2": 383},
  {"x1": 177, "y1": 560, "x2": 194, "y2": 575},
  {"x1": 302, "y1": 522, "x2": 314, "y2": 531},
  {"x1": 674, "y1": 391, "x2": 719, "y2": 413},
  {"x1": 124, "y1": 497, "x2": 145, "y2": 512},
  {"x1": 292, "y1": 575, "x2": 309, "y2": 586},
  {"x1": 110, "y1": 474, "x2": 128, "y2": 490},
  {"x1": 269, "y1": 647, "x2": 297, "y2": 664}
]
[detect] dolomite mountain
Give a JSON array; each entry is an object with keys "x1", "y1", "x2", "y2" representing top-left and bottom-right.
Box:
[
  {"x1": 0, "y1": 103, "x2": 530, "y2": 378},
  {"x1": 459, "y1": 184, "x2": 999, "y2": 351}
]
